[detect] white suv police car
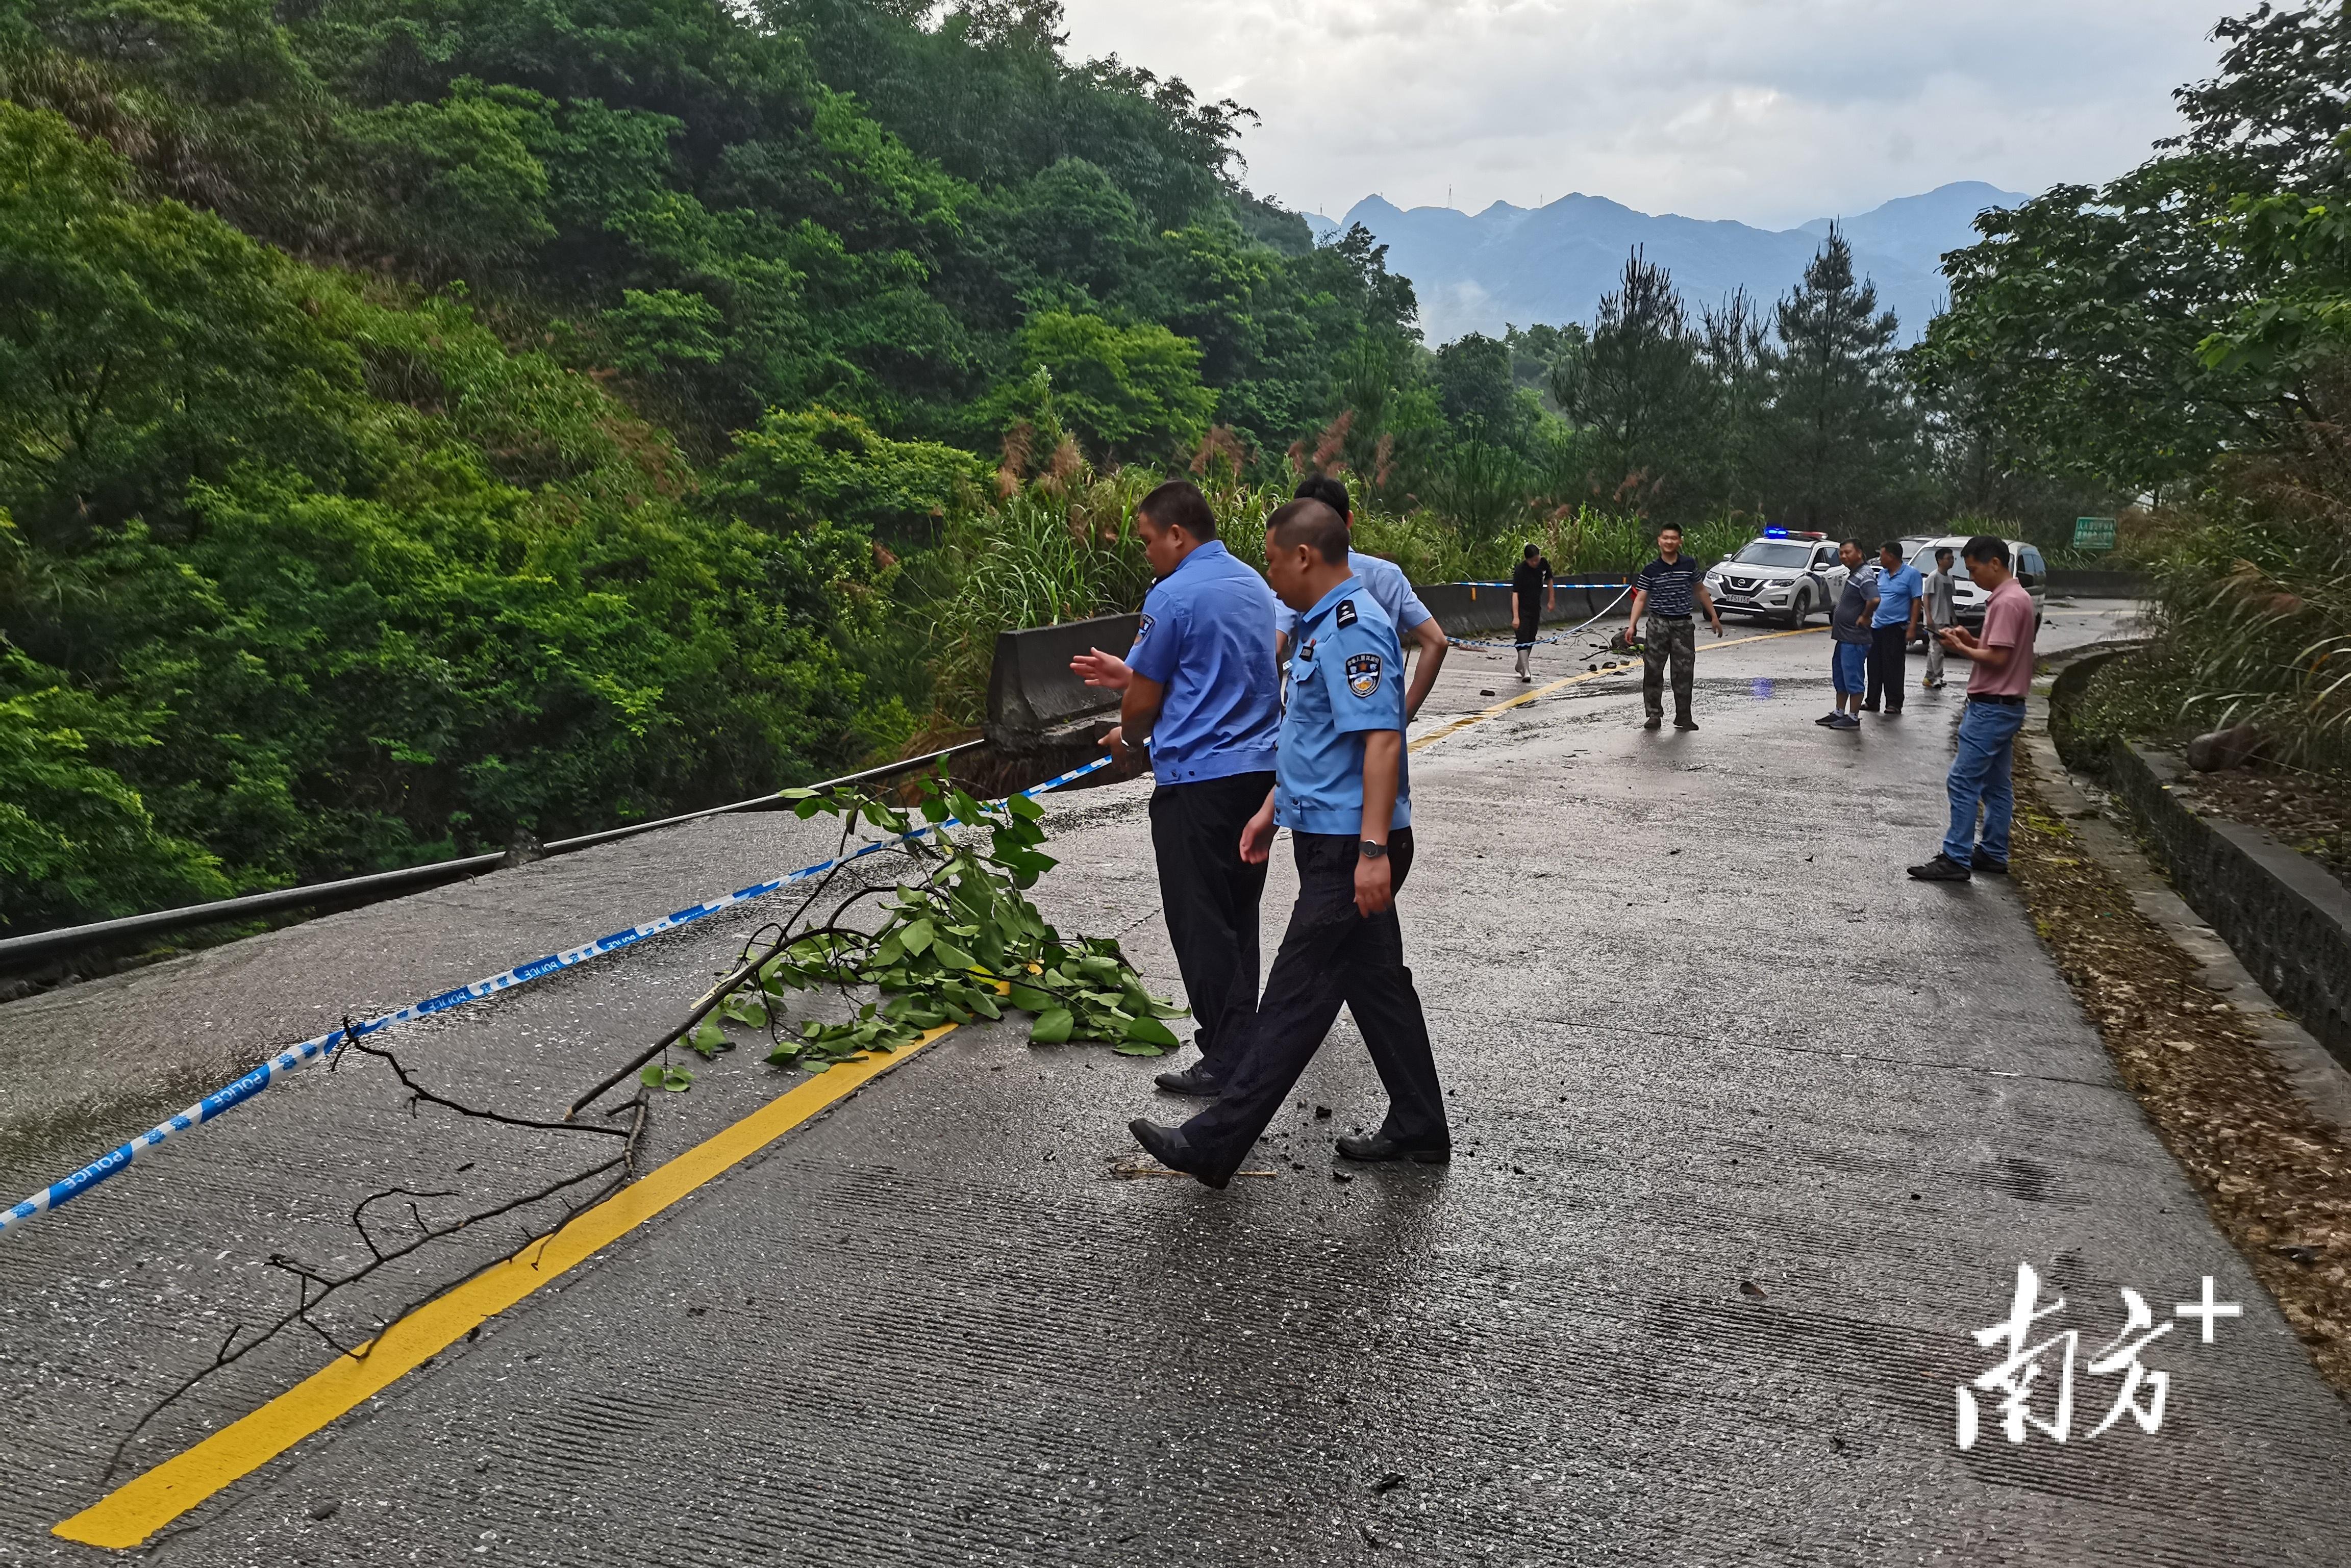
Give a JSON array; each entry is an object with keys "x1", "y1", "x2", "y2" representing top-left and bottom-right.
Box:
[{"x1": 1703, "y1": 530, "x2": 1848, "y2": 627}]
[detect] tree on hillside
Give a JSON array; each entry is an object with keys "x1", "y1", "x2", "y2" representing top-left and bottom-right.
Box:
[
  {"x1": 1699, "y1": 287, "x2": 1771, "y2": 519},
  {"x1": 1911, "y1": 5, "x2": 2351, "y2": 493},
  {"x1": 1550, "y1": 248, "x2": 1713, "y2": 515},
  {"x1": 1434, "y1": 332, "x2": 1522, "y2": 438},
  {"x1": 1762, "y1": 226, "x2": 1913, "y2": 530}
]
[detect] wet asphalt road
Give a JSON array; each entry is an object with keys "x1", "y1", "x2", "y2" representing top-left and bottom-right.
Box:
[{"x1": 6, "y1": 602, "x2": 2351, "y2": 1565}]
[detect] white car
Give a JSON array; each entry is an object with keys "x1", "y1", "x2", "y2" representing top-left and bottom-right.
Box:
[
  {"x1": 1905, "y1": 536, "x2": 2048, "y2": 637},
  {"x1": 1704, "y1": 531, "x2": 1849, "y2": 627}
]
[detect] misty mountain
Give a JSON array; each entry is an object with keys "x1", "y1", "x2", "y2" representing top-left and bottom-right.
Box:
[{"x1": 1304, "y1": 181, "x2": 2027, "y2": 346}]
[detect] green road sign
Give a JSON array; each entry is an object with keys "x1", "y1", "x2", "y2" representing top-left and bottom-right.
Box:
[{"x1": 2073, "y1": 516, "x2": 2117, "y2": 552}]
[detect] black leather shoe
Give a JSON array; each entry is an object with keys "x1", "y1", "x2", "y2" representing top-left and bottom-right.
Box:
[
  {"x1": 1129, "y1": 1119, "x2": 1228, "y2": 1189},
  {"x1": 1971, "y1": 850, "x2": 2010, "y2": 874},
  {"x1": 1153, "y1": 1064, "x2": 1223, "y2": 1097},
  {"x1": 1642, "y1": 714, "x2": 1662, "y2": 730},
  {"x1": 1907, "y1": 853, "x2": 1972, "y2": 882},
  {"x1": 1673, "y1": 715, "x2": 1698, "y2": 730},
  {"x1": 1335, "y1": 1133, "x2": 1452, "y2": 1164}
]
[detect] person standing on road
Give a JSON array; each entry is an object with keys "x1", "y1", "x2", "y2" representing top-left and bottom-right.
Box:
[
  {"x1": 1510, "y1": 543, "x2": 1555, "y2": 682},
  {"x1": 1865, "y1": 540, "x2": 1922, "y2": 716},
  {"x1": 1070, "y1": 479, "x2": 1281, "y2": 1098},
  {"x1": 1921, "y1": 546, "x2": 1957, "y2": 690},
  {"x1": 1277, "y1": 475, "x2": 1450, "y2": 721},
  {"x1": 1817, "y1": 539, "x2": 1877, "y2": 731},
  {"x1": 1910, "y1": 536, "x2": 2040, "y2": 883},
  {"x1": 1624, "y1": 523, "x2": 1724, "y2": 732},
  {"x1": 1128, "y1": 498, "x2": 1448, "y2": 1187}
]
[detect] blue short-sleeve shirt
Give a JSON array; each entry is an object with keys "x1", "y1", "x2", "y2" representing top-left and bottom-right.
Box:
[
  {"x1": 1274, "y1": 549, "x2": 1430, "y2": 641},
  {"x1": 1871, "y1": 563, "x2": 1923, "y2": 628},
  {"x1": 1126, "y1": 540, "x2": 1281, "y2": 785},
  {"x1": 1273, "y1": 577, "x2": 1412, "y2": 836}
]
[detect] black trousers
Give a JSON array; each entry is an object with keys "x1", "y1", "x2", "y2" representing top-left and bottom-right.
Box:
[
  {"x1": 1865, "y1": 623, "x2": 1908, "y2": 712},
  {"x1": 1179, "y1": 829, "x2": 1447, "y2": 1180},
  {"x1": 1148, "y1": 772, "x2": 1275, "y2": 1080}
]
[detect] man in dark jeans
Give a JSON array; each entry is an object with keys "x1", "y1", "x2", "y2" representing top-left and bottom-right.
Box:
[
  {"x1": 1864, "y1": 540, "x2": 1922, "y2": 715},
  {"x1": 1623, "y1": 523, "x2": 1723, "y2": 731},
  {"x1": 1071, "y1": 479, "x2": 1281, "y2": 1098},
  {"x1": 1128, "y1": 499, "x2": 1447, "y2": 1186},
  {"x1": 1510, "y1": 543, "x2": 1554, "y2": 682}
]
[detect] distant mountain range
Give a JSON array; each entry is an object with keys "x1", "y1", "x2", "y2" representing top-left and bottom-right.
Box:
[{"x1": 1303, "y1": 181, "x2": 2029, "y2": 346}]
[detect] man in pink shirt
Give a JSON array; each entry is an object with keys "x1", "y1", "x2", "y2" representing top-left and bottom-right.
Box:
[{"x1": 1909, "y1": 536, "x2": 2038, "y2": 882}]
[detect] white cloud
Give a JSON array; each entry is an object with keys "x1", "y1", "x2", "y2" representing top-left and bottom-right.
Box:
[{"x1": 1055, "y1": 0, "x2": 2233, "y2": 226}]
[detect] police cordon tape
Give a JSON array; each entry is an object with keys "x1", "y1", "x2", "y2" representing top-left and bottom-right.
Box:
[
  {"x1": 1445, "y1": 585, "x2": 1635, "y2": 651},
  {"x1": 0, "y1": 754, "x2": 1115, "y2": 1241}
]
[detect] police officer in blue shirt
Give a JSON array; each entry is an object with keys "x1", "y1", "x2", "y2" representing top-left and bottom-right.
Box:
[
  {"x1": 1129, "y1": 498, "x2": 1449, "y2": 1188},
  {"x1": 1070, "y1": 480, "x2": 1281, "y2": 1097},
  {"x1": 1275, "y1": 475, "x2": 1450, "y2": 722}
]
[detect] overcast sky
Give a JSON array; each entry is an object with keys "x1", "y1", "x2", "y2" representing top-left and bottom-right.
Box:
[{"x1": 1055, "y1": 1, "x2": 2235, "y2": 230}]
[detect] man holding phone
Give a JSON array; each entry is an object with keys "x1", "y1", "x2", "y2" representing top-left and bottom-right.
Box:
[
  {"x1": 1910, "y1": 536, "x2": 2039, "y2": 882},
  {"x1": 1127, "y1": 499, "x2": 1448, "y2": 1187}
]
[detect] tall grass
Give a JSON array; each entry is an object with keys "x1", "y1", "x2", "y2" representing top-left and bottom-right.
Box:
[{"x1": 2150, "y1": 483, "x2": 2351, "y2": 770}]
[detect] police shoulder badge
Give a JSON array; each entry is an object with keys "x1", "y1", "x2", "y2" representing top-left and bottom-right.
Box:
[
  {"x1": 1133, "y1": 613, "x2": 1155, "y2": 643},
  {"x1": 1335, "y1": 598, "x2": 1358, "y2": 628},
  {"x1": 1345, "y1": 651, "x2": 1383, "y2": 696}
]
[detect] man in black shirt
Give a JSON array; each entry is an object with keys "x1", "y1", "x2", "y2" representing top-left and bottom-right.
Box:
[
  {"x1": 1510, "y1": 543, "x2": 1554, "y2": 682},
  {"x1": 1624, "y1": 524, "x2": 1723, "y2": 731}
]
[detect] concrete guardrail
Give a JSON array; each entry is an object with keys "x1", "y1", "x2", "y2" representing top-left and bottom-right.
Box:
[
  {"x1": 982, "y1": 575, "x2": 1642, "y2": 756},
  {"x1": 985, "y1": 612, "x2": 1142, "y2": 755},
  {"x1": 2046, "y1": 568, "x2": 2149, "y2": 598},
  {"x1": 2103, "y1": 740, "x2": 2351, "y2": 1066}
]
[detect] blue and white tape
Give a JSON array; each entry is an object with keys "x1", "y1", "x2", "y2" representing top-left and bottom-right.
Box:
[
  {"x1": 1, "y1": 754, "x2": 1112, "y2": 1238},
  {"x1": 1447, "y1": 586, "x2": 1634, "y2": 650}
]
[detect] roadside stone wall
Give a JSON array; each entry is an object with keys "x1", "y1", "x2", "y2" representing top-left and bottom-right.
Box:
[{"x1": 2104, "y1": 739, "x2": 2351, "y2": 1067}]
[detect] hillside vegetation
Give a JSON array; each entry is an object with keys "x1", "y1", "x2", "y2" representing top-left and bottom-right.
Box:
[
  {"x1": 0, "y1": 0, "x2": 2203, "y2": 938},
  {"x1": 0, "y1": 0, "x2": 1420, "y2": 933}
]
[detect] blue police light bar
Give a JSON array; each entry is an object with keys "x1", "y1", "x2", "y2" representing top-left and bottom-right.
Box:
[{"x1": 1763, "y1": 527, "x2": 1788, "y2": 538}]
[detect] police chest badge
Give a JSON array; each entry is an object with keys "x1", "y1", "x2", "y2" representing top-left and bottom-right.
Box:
[{"x1": 1345, "y1": 651, "x2": 1383, "y2": 696}]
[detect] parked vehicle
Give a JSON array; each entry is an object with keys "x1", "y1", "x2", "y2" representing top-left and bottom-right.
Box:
[
  {"x1": 1904, "y1": 536, "x2": 2047, "y2": 642},
  {"x1": 1703, "y1": 530, "x2": 1849, "y2": 627}
]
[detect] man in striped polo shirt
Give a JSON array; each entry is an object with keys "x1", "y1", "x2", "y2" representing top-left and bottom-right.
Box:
[{"x1": 1624, "y1": 523, "x2": 1723, "y2": 731}]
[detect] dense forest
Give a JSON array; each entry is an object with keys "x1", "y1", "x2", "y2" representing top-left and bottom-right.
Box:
[{"x1": 6, "y1": 0, "x2": 2333, "y2": 939}]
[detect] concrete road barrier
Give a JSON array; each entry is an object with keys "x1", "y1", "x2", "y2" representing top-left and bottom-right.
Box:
[
  {"x1": 985, "y1": 612, "x2": 1140, "y2": 754},
  {"x1": 2046, "y1": 568, "x2": 2148, "y2": 598},
  {"x1": 1416, "y1": 575, "x2": 1632, "y2": 638}
]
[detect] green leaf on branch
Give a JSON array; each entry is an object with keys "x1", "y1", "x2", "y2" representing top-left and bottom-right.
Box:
[
  {"x1": 687, "y1": 1014, "x2": 733, "y2": 1058},
  {"x1": 1122, "y1": 1014, "x2": 1180, "y2": 1049},
  {"x1": 640, "y1": 1063, "x2": 694, "y2": 1092},
  {"x1": 1030, "y1": 1007, "x2": 1074, "y2": 1044}
]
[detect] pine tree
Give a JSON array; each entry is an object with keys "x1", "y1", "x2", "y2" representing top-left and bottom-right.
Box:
[
  {"x1": 1550, "y1": 247, "x2": 1713, "y2": 514},
  {"x1": 1763, "y1": 226, "x2": 1912, "y2": 531}
]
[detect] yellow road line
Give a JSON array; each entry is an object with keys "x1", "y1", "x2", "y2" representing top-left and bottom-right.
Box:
[
  {"x1": 54, "y1": 1026, "x2": 955, "y2": 1550},
  {"x1": 1411, "y1": 623, "x2": 1822, "y2": 754}
]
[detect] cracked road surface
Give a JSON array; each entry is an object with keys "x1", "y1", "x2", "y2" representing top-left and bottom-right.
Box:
[{"x1": 6, "y1": 602, "x2": 2351, "y2": 1565}]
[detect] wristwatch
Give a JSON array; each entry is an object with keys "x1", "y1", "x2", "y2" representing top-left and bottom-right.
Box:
[{"x1": 1359, "y1": 841, "x2": 1388, "y2": 860}]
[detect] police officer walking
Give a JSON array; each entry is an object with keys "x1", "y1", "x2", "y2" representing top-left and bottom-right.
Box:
[
  {"x1": 1278, "y1": 475, "x2": 1450, "y2": 721},
  {"x1": 1071, "y1": 479, "x2": 1281, "y2": 1099},
  {"x1": 1129, "y1": 499, "x2": 1448, "y2": 1187}
]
